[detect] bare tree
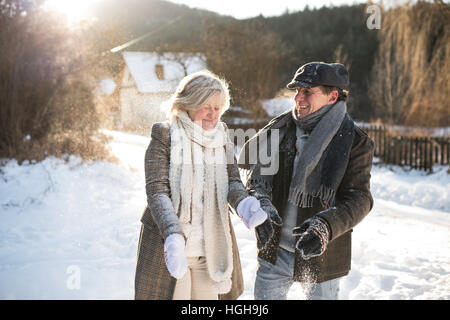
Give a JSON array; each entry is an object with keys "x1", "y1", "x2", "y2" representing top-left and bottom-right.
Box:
[
  {"x1": 0, "y1": 5, "x2": 111, "y2": 162},
  {"x1": 369, "y1": 0, "x2": 449, "y2": 126},
  {"x1": 202, "y1": 19, "x2": 294, "y2": 117}
]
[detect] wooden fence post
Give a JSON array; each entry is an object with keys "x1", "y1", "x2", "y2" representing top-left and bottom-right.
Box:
[
  {"x1": 414, "y1": 137, "x2": 419, "y2": 170},
  {"x1": 428, "y1": 138, "x2": 433, "y2": 172},
  {"x1": 410, "y1": 137, "x2": 414, "y2": 169},
  {"x1": 358, "y1": 124, "x2": 449, "y2": 171},
  {"x1": 447, "y1": 137, "x2": 450, "y2": 165}
]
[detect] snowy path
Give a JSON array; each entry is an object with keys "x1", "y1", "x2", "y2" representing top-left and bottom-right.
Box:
[{"x1": 0, "y1": 130, "x2": 448, "y2": 299}]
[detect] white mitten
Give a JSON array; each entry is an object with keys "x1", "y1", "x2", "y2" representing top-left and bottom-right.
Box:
[
  {"x1": 164, "y1": 233, "x2": 188, "y2": 279},
  {"x1": 237, "y1": 196, "x2": 268, "y2": 229}
]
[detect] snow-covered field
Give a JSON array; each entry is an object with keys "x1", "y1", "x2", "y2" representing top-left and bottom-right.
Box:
[{"x1": 0, "y1": 130, "x2": 448, "y2": 300}]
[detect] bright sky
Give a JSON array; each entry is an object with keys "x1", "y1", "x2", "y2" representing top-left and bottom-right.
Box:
[
  {"x1": 42, "y1": 0, "x2": 374, "y2": 22},
  {"x1": 168, "y1": 0, "x2": 371, "y2": 19}
]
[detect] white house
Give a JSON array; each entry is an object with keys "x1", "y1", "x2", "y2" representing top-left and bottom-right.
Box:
[{"x1": 118, "y1": 51, "x2": 207, "y2": 128}]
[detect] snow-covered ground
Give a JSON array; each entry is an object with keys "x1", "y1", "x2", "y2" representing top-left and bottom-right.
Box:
[{"x1": 0, "y1": 130, "x2": 448, "y2": 300}]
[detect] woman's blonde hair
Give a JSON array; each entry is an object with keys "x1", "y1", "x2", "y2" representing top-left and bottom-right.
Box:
[{"x1": 167, "y1": 70, "x2": 230, "y2": 117}]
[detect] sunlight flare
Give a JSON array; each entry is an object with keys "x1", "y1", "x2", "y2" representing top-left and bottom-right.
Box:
[{"x1": 42, "y1": 0, "x2": 101, "y2": 25}]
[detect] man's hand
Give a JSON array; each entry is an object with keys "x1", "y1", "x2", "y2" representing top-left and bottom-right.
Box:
[
  {"x1": 255, "y1": 199, "x2": 282, "y2": 250},
  {"x1": 293, "y1": 217, "x2": 331, "y2": 260}
]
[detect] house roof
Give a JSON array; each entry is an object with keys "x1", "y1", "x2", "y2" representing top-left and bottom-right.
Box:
[{"x1": 122, "y1": 51, "x2": 207, "y2": 93}]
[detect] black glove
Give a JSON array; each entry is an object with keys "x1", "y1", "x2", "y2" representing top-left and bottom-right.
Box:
[
  {"x1": 255, "y1": 199, "x2": 282, "y2": 250},
  {"x1": 293, "y1": 217, "x2": 331, "y2": 260}
]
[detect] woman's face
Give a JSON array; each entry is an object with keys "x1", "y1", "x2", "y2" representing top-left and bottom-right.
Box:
[{"x1": 187, "y1": 92, "x2": 225, "y2": 130}]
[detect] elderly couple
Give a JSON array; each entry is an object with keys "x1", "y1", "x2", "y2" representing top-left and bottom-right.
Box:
[{"x1": 134, "y1": 62, "x2": 375, "y2": 300}]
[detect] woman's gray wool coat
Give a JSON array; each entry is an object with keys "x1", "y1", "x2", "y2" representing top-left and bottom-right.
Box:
[{"x1": 134, "y1": 121, "x2": 248, "y2": 300}]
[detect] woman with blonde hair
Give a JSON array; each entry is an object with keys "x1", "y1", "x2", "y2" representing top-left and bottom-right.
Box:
[{"x1": 134, "y1": 70, "x2": 268, "y2": 300}]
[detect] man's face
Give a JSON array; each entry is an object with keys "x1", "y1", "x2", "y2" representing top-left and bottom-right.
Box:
[{"x1": 294, "y1": 86, "x2": 337, "y2": 119}]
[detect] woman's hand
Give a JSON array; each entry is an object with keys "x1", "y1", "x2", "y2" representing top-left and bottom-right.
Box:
[
  {"x1": 237, "y1": 196, "x2": 268, "y2": 229},
  {"x1": 164, "y1": 233, "x2": 188, "y2": 279}
]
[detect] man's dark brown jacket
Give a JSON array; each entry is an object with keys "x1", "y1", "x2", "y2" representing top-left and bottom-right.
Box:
[{"x1": 239, "y1": 109, "x2": 375, "y2": 283}]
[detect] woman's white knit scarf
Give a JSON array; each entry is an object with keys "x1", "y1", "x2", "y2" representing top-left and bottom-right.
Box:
[{"x1": 169, "y1": 110, "x2": 233, "y2": 294}]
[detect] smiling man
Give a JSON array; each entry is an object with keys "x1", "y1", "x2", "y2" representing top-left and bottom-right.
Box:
[{"x1": 238, "y1": 62, "x2": 375, "y2": 300}]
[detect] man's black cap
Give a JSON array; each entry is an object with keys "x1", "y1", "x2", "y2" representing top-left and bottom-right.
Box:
[{"x1": 286, "y1": 62, "x2": 349, "y2": 90}]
